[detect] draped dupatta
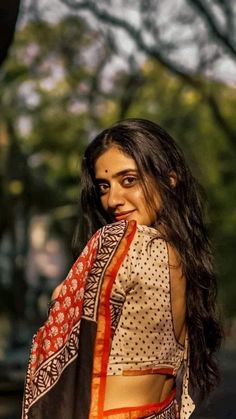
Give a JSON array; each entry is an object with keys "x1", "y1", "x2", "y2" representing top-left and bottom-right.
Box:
[{"x1": 22, "y1": 220, "x2": 136, "y2": 419}]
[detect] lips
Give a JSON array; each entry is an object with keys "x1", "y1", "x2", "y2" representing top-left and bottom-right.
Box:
[{"x1": 114, "y1": 210, "x2": 135, "y2": 221}]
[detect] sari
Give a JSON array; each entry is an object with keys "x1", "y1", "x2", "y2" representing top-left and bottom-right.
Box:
[{"x1": 22, "y1": 220, "x2": 194, "y2": 419}]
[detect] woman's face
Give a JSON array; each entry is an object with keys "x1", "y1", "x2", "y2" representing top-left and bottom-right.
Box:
[{"x1": 94, "y1": 146, "x2": 161, "y2": 226}]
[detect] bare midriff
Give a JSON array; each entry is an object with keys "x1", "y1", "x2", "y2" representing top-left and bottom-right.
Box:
[{"x1": 104, "y1": 373, "x2": 175, "y2": 410}]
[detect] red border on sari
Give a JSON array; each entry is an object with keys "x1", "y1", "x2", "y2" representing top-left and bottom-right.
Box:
[
  {"x1": 89, "y1": 220, "x2": 137, "y2": 419},
  {"x1": 103, "y1": 388, "x2": 176, "y2": 418}
]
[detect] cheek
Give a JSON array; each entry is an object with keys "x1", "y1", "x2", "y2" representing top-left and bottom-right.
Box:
[
  {"x1": 100, "y1": 196, "x2": 107, "y2": 210},
  {"x1": 136, "y1": 187, "x2": 161, "y2": 218},
  {"x1": 132, "y1": 184, "x2": 146, "y2": 200},
  {"x1": 134, "y1": 187, "x2": 150, "y2": 208}
]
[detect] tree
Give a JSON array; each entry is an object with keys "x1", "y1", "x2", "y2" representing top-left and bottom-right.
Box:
[
  {"x1": 1, "y1": 6, "x2": 236, "y2": 329},
  {"x1": 0, "y1": 0, "x2": 21, "y2": 65},
  {"x1": 0, "y1": 16, "x2": 117, "y2": 330},
  {"x1": 49, "y1": 0, "x2": 236, "y2": 143}
]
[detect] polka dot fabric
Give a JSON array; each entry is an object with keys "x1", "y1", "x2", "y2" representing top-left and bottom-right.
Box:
[
  {"x1": 108, "y1": 225, "x2": 184, "y2": 376},
  {"x1": 107, "y1": 224, "x2": 195, "y2": 418}
]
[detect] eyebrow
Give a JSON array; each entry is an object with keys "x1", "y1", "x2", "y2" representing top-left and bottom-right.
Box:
[{"x1": 95, "y1": 168, "x2": 138, "y2": 181}]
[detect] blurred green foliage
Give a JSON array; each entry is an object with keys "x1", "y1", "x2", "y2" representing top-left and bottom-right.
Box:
[{"x1": 0, "y1": 16, "x2": 236, "y2": 328}]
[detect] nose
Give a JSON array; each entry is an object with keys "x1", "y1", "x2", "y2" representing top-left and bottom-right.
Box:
[{"x1": 107, "y1": 185, "x2": 125, "y2": 209}]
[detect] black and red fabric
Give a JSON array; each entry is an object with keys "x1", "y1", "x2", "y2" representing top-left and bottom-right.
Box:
[{"x1": 22, "y1": 221, "x2": 135, "y2": 419}]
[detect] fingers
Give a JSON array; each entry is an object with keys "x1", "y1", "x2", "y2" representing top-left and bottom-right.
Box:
[{"x1": 51, "y1": 282, "x2": 63, "y2": 300}]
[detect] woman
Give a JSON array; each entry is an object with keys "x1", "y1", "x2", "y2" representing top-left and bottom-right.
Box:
[{"x1": 22, "y1": 119, "x2": 222, "y2": 419}]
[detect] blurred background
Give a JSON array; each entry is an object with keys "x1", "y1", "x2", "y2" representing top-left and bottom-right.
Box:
[{"x1": 0, "y1": 1, "x2": 236, "y2": 418}]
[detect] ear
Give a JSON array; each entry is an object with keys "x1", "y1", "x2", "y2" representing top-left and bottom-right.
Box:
[{"x1": 169, "y1": 171, "x2": 177, "y2": 188}]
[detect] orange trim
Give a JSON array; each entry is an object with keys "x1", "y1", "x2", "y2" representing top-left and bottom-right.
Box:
[
  {"x1": 122, "y1": 367, "x2": 174, "y2": 376},
  {"x1": 89, "y1": 220, "x2": 137, "y2": 419},
  {"x1": 103, "y1": 389, "x2": 176, "y2": 418}
]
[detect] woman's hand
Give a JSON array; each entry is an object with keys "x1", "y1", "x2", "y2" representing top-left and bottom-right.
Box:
[
  {"x1": 51, "y1": 282, "x2": 64, "y2": 300},
  {"x1": 47, "y1": 282, "x2": 63, "y2": 315}
]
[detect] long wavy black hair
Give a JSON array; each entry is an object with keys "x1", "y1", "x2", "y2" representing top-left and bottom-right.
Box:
[{"x1": 73, "y1": 118, "x2": 222, "y2": 399}]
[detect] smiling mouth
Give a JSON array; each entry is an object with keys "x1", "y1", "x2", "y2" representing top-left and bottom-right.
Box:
[{"x1": 114, "y1": 210, "x2": 135, "y2": 221}]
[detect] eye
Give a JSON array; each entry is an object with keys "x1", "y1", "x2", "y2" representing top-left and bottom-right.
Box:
[
  {"x1": 122, "y1": 176, "x2": 138, "y2": 187},
  {"x1": 97, "y1": 182, "x2": 109, "y2": 195}
]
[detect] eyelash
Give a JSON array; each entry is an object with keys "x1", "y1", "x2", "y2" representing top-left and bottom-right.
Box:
[
  {"x1": 97, "y1": 184, "x2": 109, "y2": 195},
  {"x1": 122, "y1": 176, "x2": 137, "y2": 186}
]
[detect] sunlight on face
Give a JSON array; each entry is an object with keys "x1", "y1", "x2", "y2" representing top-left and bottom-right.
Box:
[{"x1": 94, "y1": 146, "x2": 161, "y2": 226}]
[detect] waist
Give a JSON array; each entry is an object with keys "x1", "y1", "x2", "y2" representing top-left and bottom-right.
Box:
[
  {"x1": 104, "y1": 386, "x2": 177, "y2": 417},
  {"x1": 104, "y1": 373, "x2": 175, "y2": 410}
]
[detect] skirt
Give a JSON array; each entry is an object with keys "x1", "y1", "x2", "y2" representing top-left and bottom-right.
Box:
[{"x1": 103, "y1": 389, "x2": 179, "y2": 418}]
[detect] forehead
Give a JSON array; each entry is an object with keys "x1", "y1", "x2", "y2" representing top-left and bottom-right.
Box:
[{"x1": 94, "y1": 146, "x2": 137, "y2": 177}]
